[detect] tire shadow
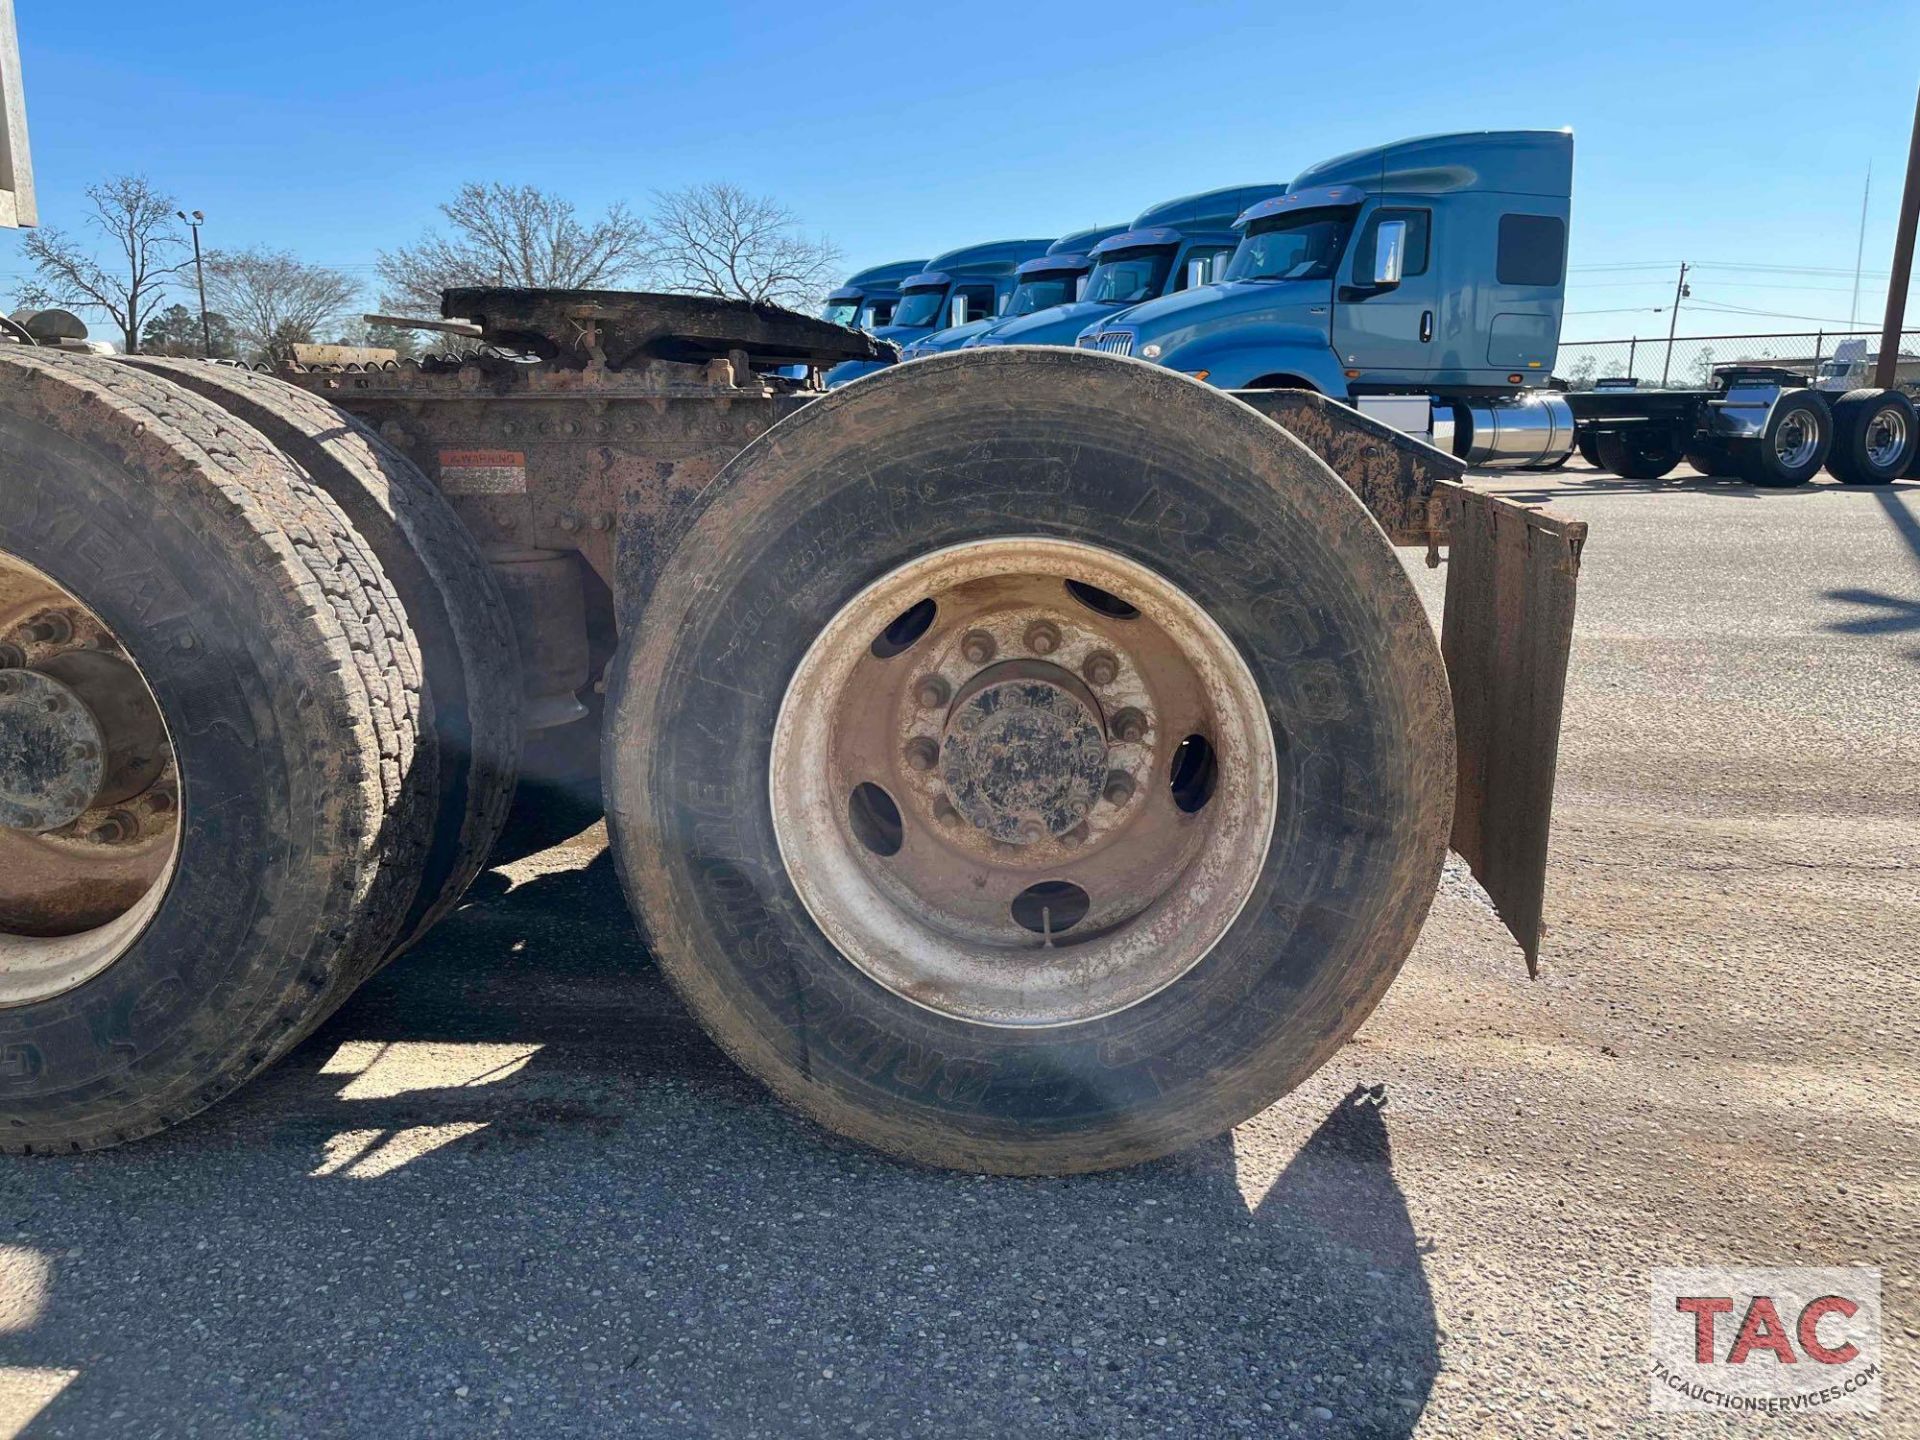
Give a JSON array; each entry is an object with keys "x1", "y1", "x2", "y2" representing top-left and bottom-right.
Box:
[{"x1": 0, "y1": 849, "x2": 1439, "y2": 1438}]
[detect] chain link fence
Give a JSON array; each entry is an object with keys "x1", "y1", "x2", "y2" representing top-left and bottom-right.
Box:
[{"x1": 1556, "y1": 329, "x2": 1920, "y2": 393}]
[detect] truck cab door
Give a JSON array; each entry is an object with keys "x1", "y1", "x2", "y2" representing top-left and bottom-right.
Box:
[{"x1": 1331, "y1": 205, "x2": 1440, "y2": 386}]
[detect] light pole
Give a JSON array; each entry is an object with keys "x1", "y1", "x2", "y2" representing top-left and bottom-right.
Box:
[{"x1": 177, "y1": 209, "x2": 209, "y2": 357}]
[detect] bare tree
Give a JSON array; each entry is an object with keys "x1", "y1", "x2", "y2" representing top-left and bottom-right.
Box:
[
  {"x1": 20, "y1": 175, "x2": 188, "y2": 352},
  {"x1": 648, "y1": 182, "x2": 841, "y2": 308},
  {"x1": 203, "y1": 247, "x2": 361, "y2": 365},
  {"x1": 376, "y1": 183, "x2": 654, "y2": 317}
]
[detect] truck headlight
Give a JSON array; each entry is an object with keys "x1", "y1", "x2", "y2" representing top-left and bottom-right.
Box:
[{"x1": 1140, "y1": 343, "x2": 1162, "y2": 360}]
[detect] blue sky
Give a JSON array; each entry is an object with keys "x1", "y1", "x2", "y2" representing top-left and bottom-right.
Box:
[{"x1": 3, "y1": 0, "x2": 1915, "y2": 343}]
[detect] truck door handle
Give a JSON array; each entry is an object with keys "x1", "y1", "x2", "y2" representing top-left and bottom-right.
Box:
[{"x1": 1420, "y1": 310, "x2": 1433, "y2": 343}]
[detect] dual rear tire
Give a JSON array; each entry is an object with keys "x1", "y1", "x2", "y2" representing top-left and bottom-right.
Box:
[{"x1": 0, "y1": 353, "x2": 516, "y2": 1151}]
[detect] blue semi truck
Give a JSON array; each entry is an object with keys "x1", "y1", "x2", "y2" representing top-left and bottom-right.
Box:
[
  {"x1": 820, "y1": 259, "x2": 929, "y2": 330},
  {"x1": 824, "y1": 238, "x2": 1053, "y2": 388},
  {"x1": 1087, "y1": 130, "x2": 1918, "y2": 484},
  {"x1": 898, "y1": 226, "x2": 1126, "y2": 360},
  {"x1": 966, "y1": 184, "x2": 1282, "y2": 351}
]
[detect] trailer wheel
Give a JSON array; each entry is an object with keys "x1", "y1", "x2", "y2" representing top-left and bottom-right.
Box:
[
  {"x1": 1740, "y1": 389, "x2": 1832, "y2": 487},
  {"x1": 1575, "y1": 432, "x2": 1602, "y2": 469},
  {"x1": 117, "y1": 359, "x2": 522, "y2": 958},
  {"x1": 606, "y1": 349, "x2": 1453, "y2": 1174},
  {"x1": 1593, "y1": 429, "x2": 1682, "y2": 480},
  {"x1": 1824, "y1": 388, "x2": 1915, "y2": 486},
  {"x1": 1682, "y1": 438, "x2": 1734, "y2": 477},
  {"x1": 0, "y1": 352, "x2": 430, "y2": 1151}
]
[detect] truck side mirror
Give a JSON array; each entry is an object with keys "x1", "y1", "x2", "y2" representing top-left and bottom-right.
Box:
[
  {"x1": 951, "y1": 296, "x2": 969, "y2": 328},
  {"x1": 1187, "y1": 256, "x2": 1210, "y2": 289},
  {"x1": 1369, "y1": 219, "x2": 1407, "y2": 288}
]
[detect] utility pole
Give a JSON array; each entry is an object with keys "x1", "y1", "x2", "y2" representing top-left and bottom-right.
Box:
[
  {"x1": 177, "y1": 209, "x2": 209, "y2": 357},
  {"x1": 1660, "y1": 261, "x2": 1689, "y2": 387},
  {"x1": 1876, "y1": 85, "x2": 1920, "y2": 389},
  {"x1": 1849, "y1": 164, "x2": 1871, "y2": 332}
]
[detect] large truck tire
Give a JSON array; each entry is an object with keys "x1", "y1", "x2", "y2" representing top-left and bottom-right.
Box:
[
  {"x1": 1593, "y1": 428, "x2": 1681, "y2": 480},
  {"x1": 605, "y1": 349, "x2": 1454, "y2": 1175},
  {"x1": 1740, "y1": 388, "x2": 1832, "y2": 487},
  {"x1": 0, "y1": 351, "x2": 432, "y2": 1151},
  {"x1": 1682, "y1": 438, "x2": 1734, "y2": 477},
  {"x1": 1824, "y1": 387, "x2": 1915, "y2": 486},
  {"x1": 118, "y1": 358, "x2": 521, "y2": 955},
  {"x1": 1575, "y1": 431, "x2": 1602, "y2": 469}
]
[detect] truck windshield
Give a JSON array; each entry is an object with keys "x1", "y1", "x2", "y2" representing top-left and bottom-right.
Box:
[
  {"x1": 820, "y1": 300, "x2": 861, "y2": 326},
  {"x1": 1225, "y1": 209, "x2": 1357, "y2": 282},
  {"x1": 1083, "y1": 248, "x2": 1175, "y2": 305},
  {"x1": 1006, "y1": 274, "x2": 1079, "y2": 316},
  {"x1": 891, "y1": 288, "x2": 950, "y2": 328}
]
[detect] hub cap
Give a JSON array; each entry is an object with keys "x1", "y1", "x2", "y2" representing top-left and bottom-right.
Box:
[
  {"x1": 770, "y1": 538, "x2": 1278, "y2": 1028},
  {"x1": 1866, "y1": 405, "x2": 1909, "y2": 470},
  {"x1": 0, "y1": 552, "x2": 179, "y2": 1005},
  {"x1": 1775, "y1": 407, "x2": 1821, "y2": 470}
]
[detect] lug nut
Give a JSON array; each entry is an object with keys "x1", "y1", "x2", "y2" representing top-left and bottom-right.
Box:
[
  {"x1": 960, "y1": 630, "x2": 996, "y2": 665},
  {"x1": 147, "y1": 790, "x2": 176, "y2": 815},
  {"x1": 914, "y1": 675, "x2": 951, "y2": 709},
  {"x1": 0, "y1": 643, "x2": 22, "y2": 669},
  {"x1": 1083, "y1": 650, "x2": 1119, "y2": 686},
  {"x1": 1103, "y1": 771, "x2": 1136, "y2": 805},
  {"x1": 0, "y1": 673, "x2": 16, "y2": 696},
  {"x1": 88, "y1": 811, "x2": 138, "y2": 846},
  {"x1": 933, "y1": 797, "x2": 962, "y2": 827},
  {"x1": 1023, "y1": 620, "x2": 1061, "y2": 655},
  {"x1": 1111, "y1": 707, "x2": 1149, "y2": 743},
  {"x1": 70, "y1": 741, "x2": 97, "y2": 762},
  {"x1": 903, "y1": 737, "x2": 939, "y2": 772},
  {"x1": 43, "y1": 694, "x2": 65, "y2": 714},
  {"x1": 1059, "y1": 823, "x2": 1090, "y2": 849},
  {"x1": 25, "y1": 613, "x2": 72, "y2": 645},
  {"x1": 558, "y1": 513, "x2": 582, "y2": 533},
  {"x1": 1016, "y1": 818, "x2": 1046, "y2": 845}
]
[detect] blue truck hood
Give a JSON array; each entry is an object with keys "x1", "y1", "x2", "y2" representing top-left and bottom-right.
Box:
[
  {"x1": 901, "y1": 317, "x2": 999, "y2": 358},
  {"x1": 971, "y1": 299, "x2": 1116, "y2": 348},
  {"x1": 1106, "y1": 278, "x2": 1319, "y2": 338}
]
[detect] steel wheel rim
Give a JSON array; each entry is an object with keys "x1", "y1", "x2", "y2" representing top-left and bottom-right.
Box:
[
  {"x1": 1866, "y1": 406, "x2": 1909, "y2": 470},
  {"x1": 770, "y1": 537, "x2": 1279, "y2": 1028},
  {"x1": 0, "y1": 551, "x2": 180, "y2": 1006},
  {"x1": 1774, "y1": 407, "x2": 1820, "y2": 470}
]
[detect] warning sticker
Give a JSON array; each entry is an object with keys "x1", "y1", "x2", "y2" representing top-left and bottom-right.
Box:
[{"x1": 438, "y1": 450, "x2": 527, "y2": 495}]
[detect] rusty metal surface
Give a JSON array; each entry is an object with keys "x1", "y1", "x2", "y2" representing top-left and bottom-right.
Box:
[
  {"x1": 441, "y1": 288, "x2": 890, "y2": 371},
  {"x1": 1231, "y1": 388, "x2": 1464, "y2": 545},
  {"x1": 1435, "y1": 480, "x2": 1586, "y2": 974},
  {"x1": 283, "y1": 358, "x2": 810, "y2": 625}
]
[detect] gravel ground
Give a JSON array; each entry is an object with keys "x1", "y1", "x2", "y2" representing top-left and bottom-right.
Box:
[{"x1": 0, "y1": 463, "x2": 1915, "y2": 1438}]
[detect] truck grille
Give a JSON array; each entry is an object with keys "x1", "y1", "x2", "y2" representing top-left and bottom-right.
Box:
[{"x1": 1082, "y1": 331, "x2": 1134, "y2": 358}]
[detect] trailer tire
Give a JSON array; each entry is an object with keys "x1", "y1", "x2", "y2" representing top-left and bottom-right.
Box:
[
  {"x1": 1824, "y1": 388, "x2": 1915, "y2": 485},
  {"x1": 1594, "y1": 429, "x2": 1682, "y2": 480},
  {"x1": 1682, "y1": 439, "x2": 1734, "y2": 477},
  {"x1": 1575, "y1": 432, "x2": 1602, "y2": 469},
  {"x1": 0, "y1": 352, "x2": 430, "y2": 1151},
  {"x1": 116, "y1": 359, "x2": 522, "y2": 959},
  {"x1": 1740, "y1": 388, "x2": 1832, "y2": 487},
  {"x1": 606, "y1": 349, "x2": 1454, "y2": 1175}
]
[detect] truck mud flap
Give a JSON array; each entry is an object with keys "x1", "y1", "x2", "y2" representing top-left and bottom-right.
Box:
[{"x1": 1432, "y1": 482, "x2": 1586, "y2": 974}]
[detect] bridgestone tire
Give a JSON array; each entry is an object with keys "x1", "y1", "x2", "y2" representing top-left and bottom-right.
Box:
[
  {"x1": 605, "y1": 349, "x2": 1454, "y2": 1174},
  {"x1": 1740, "y1": 388, "x2": 1832, "y2": 487},
  {"x1": 1825, "y1": 387, "x2": 1916, "y2": 486},
  {"x1": 1593, "y1": 428, "x2": 1681, "y2": 480},
  {"x1": 0, "y1": 351, "x2": 432, "y2": 1151},
  {"x1": 118, "y1": 358, "x2": 521, "y2": 955}
]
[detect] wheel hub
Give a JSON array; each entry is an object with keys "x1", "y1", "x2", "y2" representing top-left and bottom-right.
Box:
[
  {"x1": 939, "y1": 660, "x2": 1109, "y2": 844},
  {"x1": 0, "y1": 669, "x2": 106, "y2": 833}
]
